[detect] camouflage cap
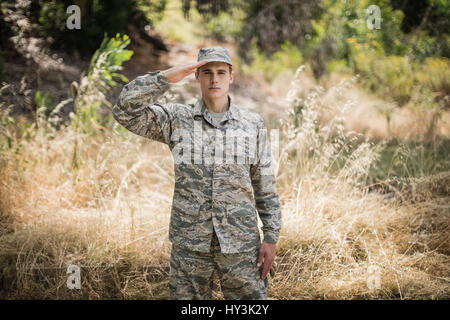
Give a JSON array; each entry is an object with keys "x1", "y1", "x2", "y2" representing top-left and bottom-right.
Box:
[{"x1": 197, "y1": 46, "x2": 232, "y2": 66}]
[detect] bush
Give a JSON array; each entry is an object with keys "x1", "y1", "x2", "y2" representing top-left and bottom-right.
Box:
[
  {"x1": 241, "y1": 41, "x2": 303, "y2": 81},
  {"x1": 72, "y1": 33, "x2": 134, "y2": 137},
  {"x1": 205, "y1": 9, "x2": 245, "y2": 42},
  {"x1": 416, "y1": 57, "x2": 450, "y2": 102},
  {"x1": 349, "y1": 38, "x2": 450, "y2": 108},
  {"x1": 37, "y1": 0, "x2": 163, "y2": 56}
]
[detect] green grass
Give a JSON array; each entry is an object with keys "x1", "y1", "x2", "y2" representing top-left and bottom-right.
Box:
[{"x1": 369, "y1": 138, "x2": 450, "y2": 182}]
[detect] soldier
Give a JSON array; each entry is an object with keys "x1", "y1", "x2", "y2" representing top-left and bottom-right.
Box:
[{"x1": 112, "y1": 46, "x2": 282, "y2": 300}]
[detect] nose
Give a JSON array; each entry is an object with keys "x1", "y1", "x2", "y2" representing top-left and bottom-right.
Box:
[{"x1": 210, "y1": 73, "x2": 218, "y2": 85}]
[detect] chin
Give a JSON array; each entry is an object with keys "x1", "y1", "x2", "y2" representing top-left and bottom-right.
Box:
[{"x1": 205, "y1": 91, "x2": 223, "y2": 99}]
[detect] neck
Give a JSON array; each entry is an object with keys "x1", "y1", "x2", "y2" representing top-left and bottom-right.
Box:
[{"x1": 203, "y1": 95, "x2": 229, "y2": 113}]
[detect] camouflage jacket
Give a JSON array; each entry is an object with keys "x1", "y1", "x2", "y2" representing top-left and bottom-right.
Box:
[{"x1": 112, "y1": 71, "x2": 282, "y2": 253}]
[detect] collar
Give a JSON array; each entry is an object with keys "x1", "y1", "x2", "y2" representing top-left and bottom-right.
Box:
[{"x1": 193, "y1": 95, "x2": 241, "y2": 124}]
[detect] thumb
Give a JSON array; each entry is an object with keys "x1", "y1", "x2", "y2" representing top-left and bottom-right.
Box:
[{"x1": 257, "y1": 246, "x2": 264, "y2": 267}]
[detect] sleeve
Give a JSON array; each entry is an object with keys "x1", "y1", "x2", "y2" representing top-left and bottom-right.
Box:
[
  {"x1": 250, "y1": 119, "x2": 282, "y2": 243},
  {"x1": 111, "y1": 71, "x2": 174, "y2": 144}
]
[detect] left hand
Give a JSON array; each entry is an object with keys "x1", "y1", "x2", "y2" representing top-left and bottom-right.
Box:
[{"x1": 257, "y1": 242, "x2": 277, "y2": 279}]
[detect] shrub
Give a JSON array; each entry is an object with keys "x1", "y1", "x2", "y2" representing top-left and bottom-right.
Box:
[
  {"x1": 71, "y1": 33, "x2": 133, "y2": 140},
  {"x1": 349, "y1": 37, "x2": 450, "y2": 109},
  {"x1": 37, "y1": 0, "x2": 163, "y2": 56},
  {"x1": 241, "y1": 41, "x2": 303, "y2": 81}
]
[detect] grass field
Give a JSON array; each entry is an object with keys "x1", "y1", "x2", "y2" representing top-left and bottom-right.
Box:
[{"x1": 0, "y1": 65, "x2": 449, "y2": 300}]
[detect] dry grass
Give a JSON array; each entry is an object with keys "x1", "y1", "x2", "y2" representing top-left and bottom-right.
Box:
[
  {"x1": 271, "y1": 173, "x2": 449, "y2": 299},
  {"x1": 0, "y1": 111, "x2": 175, "y2": 299},
  {"x1": 0, "y1": 67, "x2": 449, "y2": 299}
]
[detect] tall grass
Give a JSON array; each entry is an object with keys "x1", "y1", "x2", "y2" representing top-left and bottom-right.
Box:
[
  {"x1": 0, "y1": 61, "x2": 449, "y2": 299},
  {"x1": 0, "y1": 79, "x2": 174, "y2": 298},
  {"x1": 270, "y1": 66, "x2": 449, "y2": 299}
]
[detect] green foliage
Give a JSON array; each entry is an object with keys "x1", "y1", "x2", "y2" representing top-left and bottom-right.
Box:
[
  {"x1": 411, "y1": 33, "x2": 450, "y2": 60},
  {"x1": 182, "y1": 0, "x2": 231, "y2": 18},
  {"x1": 152, "y1": 0, "x2": 244, "y2": 44},
  {"x1": 325, "y1": 59, "x2": 350, "y2": 74},
  {"x1": 301, "y1": 0, "x2": 450, "y2": 113},
  {"x1": 370, "y1": 139, "x2": 450, "y2": 181},
  {"x1": 154, "y1": 0, "x2": 205, "y2": 43},
  {"x1": 416, "y1": 57, "x2": 450, "y2": 101},
  {"x1": 69, "y1": 33, "x2": 133, "y2": 170},
  {"x1": 137, "y1": 0, "x2": 167, "y2": 25},
  {"x1": 37, "y1": 0, "x2": 158, "y2": 56},
  {"x1": 73, "y1": 33, "x2": 133, "y2": 135},
  {"x1": 35, "y1": 91, "x2": 55, "y2": 117},
  {"x1": 88, "y1": 34, "x2": 134, "y2": 90},
  {"x1": 38, "y1": 1, "x2": 67, "y2": 32},
  {"x1": 391, "y1": 0, "x2": 450, "y2": 37},
  {"x1": 205, "y1": 9, "x2": 245, "y2": 41},
  {"x1": 349, "y1": 37, "x2": 450, "y2": 108},
  {"x1": 313, "y1": 0, "x2": 408, "y2": 60},
  {"x1": 237, "y1": 0, "x2": 320, "y2": 62},
  {"x1": 241, "y1": 41, "x2": 304, "y2": 81}
]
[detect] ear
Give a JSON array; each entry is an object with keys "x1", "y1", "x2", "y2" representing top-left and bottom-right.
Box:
[
  {"x1": 229, "y1": 70, "x2": 234, "y2": 84},
  {"x1": 195, "y1": 69, "x2": 199, "y2": 81}
]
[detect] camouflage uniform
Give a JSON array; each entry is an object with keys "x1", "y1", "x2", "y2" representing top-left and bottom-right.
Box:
[
  {"x1": 112, "y1": 46, "x2": 282, "y2": 299},
  {"x1": 170, "y1": 231, "x2": 268, "y2": 299}
]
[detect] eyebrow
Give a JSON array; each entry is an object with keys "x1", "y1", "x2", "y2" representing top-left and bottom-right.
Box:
[{"x1": 201, "y1": 68, "x2": 227, "y2": 73}]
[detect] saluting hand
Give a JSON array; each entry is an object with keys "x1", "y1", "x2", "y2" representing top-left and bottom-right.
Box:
[{"x1": 161, "y1": 61, "x2": 208, "y2": 83}]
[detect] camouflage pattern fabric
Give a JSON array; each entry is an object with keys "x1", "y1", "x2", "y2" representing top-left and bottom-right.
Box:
[
  {"x1": 112, "y1": 71, "x2": 282, "y2": 254},
  {"x1": 197, "y1": 46, "x2": 232, "y2": 65},
  {"x1": 169, "y1": 231, "x2": 268, "y2": 300}
]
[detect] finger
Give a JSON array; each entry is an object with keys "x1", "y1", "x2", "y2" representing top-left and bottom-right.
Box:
[
  {"x1": 261, "y1": 259, "x2": 272, "y2": 279},
  {"x1": 257, "y1": 247, "x2": 264, "y2": 268},
  {"x1": 185, "y1": 68, "x2": 197, "y2": 75},
  {"x1": 184, "y1": 62, "x2": 207, "y2": 75},
  {"x1": 181, "y1": 66, "x2": 201, "y2": 78},
  {"x1": 185, "y1": 61, "x2": 207, "y2": 70},
  {"x1": 194, "y1": 60, "x2": 208, "y2": 68},
  {"x1": 269, "y1": 260, "x2": 277, "y2": 278}
]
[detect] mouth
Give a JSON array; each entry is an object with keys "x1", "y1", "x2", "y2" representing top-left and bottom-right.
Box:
[{"x1": 209, "y1": 87, "x2": 220, "y2": 90}]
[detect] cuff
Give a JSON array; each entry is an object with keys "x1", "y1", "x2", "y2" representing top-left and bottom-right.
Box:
[
  {"x1": 156, "y1": 70, "x2": 170, "y2": 85},
  {"x1": 147, "y1": 70, "x2": 170, "y2": 87},
  {"x1": 263, "y1": 231, "x2": 279, "y2": 243}
]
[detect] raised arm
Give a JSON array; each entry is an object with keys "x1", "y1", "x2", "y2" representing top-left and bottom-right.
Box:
[{"x1": 112, "y1": 61, "x2": 207, "y2": 144}]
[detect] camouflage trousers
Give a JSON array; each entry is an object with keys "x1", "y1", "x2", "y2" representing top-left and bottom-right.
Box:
[{"x1": 169, "y1": 231, "x2": 268, "y2": 300}]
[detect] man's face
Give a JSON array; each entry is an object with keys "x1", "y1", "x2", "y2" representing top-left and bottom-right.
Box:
[{"x1": 195, "y1": 62, "x2": 234, "y2": 101}]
